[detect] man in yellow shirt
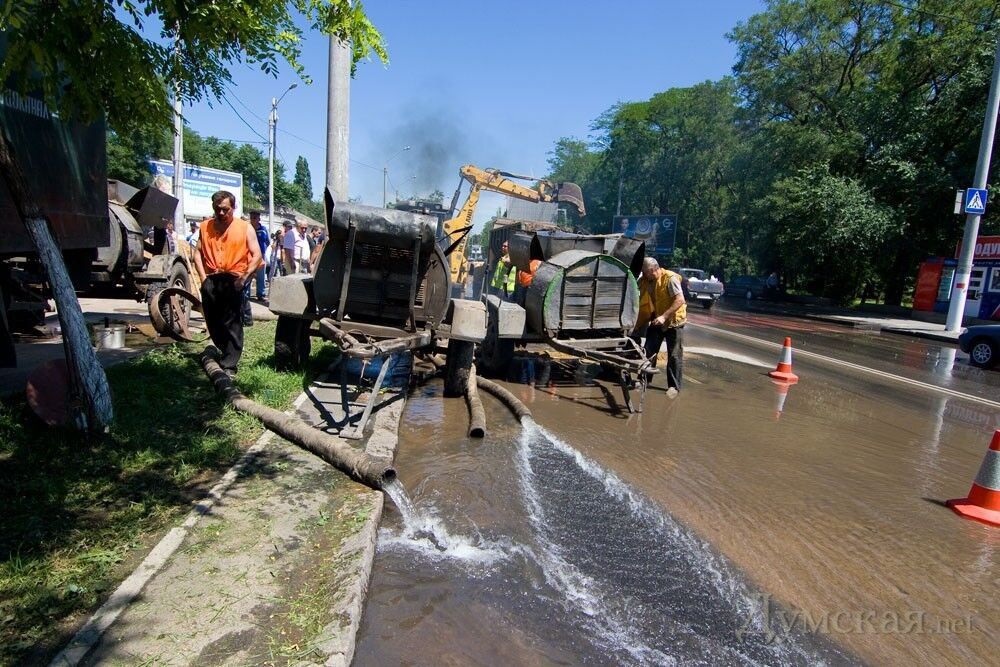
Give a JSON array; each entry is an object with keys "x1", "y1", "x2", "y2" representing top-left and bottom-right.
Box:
[{"x1": 635, "y1": 257, "x2": 687, "y2": 395}]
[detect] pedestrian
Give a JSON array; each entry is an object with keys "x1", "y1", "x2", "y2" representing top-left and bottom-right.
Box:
[
  {"x1": 192, "y1": 191, "x2": 263, "y2": 377},
  {"x1": 185, "y1": 220, "x2": 199, "y2": 246},
  {"x1": 249, "y1": 211, "x2": 269, "y2": 300},
  {"x1": 309, "y1": 229, "x2": 325, "y2": 273},
  {"x1": 270, "y1": 226, "x2": 286, "y2": 281},
  {"x1": 635, "y1": 257, "x2": 686, "y2": 396},
  {"x1": 293, "y1": 221, "x2": 311, "y2": 273},
  {"x1": 281, "y1": 220, "x2": 297, "y2": 275},
  {"x1": 490, "y1": 240, "x2": 517, "y2": 299}
]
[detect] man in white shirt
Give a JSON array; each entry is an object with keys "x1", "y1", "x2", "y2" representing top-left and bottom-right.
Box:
[{"x1": 281, "y1": 220, "x2": 296, "y2": 274}]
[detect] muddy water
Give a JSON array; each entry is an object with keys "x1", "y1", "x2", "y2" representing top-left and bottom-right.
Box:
[
  {"x1": 356, "y1": 382, "x2": 852, "y2": 665},
  {"x1": 520, "y1": 328, "x2": 999, "y2": 665}
]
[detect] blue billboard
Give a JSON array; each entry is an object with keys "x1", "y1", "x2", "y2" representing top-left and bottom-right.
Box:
[{"x1": 613, "y1": 215, "x2": 677, "y2": 256}]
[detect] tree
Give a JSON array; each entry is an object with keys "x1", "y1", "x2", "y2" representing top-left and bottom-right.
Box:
[
  {"x1": 294, "y1": 156, "x2": 313, "y2": 200},
  {"x1": 1, "y1": 1, "x2": 387, "y2": 134},
  {"x1": 0, "y1": 3, "x2": 385, "y2": 428}
]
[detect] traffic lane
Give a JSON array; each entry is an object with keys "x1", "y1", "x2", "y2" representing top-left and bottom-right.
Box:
[
  {"x1": 689, "y1": 305, "x2": 1000, "y2": 401},
  {"x1": 518, "y1": 328, "x2": 999, "y2": 666}
]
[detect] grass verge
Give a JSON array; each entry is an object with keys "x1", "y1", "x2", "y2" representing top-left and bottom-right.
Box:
[{"x1": 0, "y1": 321, "x2": 337, "y2": 666}]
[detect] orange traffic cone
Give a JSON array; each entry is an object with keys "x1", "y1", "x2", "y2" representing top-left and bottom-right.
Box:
[
  {"x1": 948, "y1": 430, "x2": 1000, "y2": 527},
  {"x1": 768, "y1": 337, "x2": 799, "y2": 383}
]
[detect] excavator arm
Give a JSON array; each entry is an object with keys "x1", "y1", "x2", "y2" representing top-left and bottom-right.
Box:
[{"x1": 440, "y1": 165, "x2": 585, "y2": 287}]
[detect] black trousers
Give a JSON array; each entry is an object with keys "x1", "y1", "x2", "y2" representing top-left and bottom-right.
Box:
[
  {"x1": 201, "y1": 273, "x2": 245, "y2": 372},
  {"x1": 644, "y1": 325, "x2": 684, "y2": 390}
]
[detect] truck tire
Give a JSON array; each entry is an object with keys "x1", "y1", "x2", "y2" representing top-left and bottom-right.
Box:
[
  {"x1": 167, "y1": 261, "x2": 191, "y2": 292},
  {"x1": 479, "y1": 315, "x2": 514, "y2": 378},
  {"x1": 274, "y1": 315, "x2": 311, "y2": 370},
  {"x1": 701, "y1": 300, "x2": 714, "y2": 310}
]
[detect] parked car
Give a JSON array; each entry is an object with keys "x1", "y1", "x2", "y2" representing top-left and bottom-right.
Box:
[
  {"x1": 959, "y1": 324, "x2": 1000, "y2": 369},
  {"x1": 726, "y1": 275, "x2": 767, "y2": 300}
]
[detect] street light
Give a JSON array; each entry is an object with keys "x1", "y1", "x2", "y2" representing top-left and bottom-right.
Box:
[
  {"x1": 383, "y1": 145, "x2": 410, "y2": 207},
  {"x1": 268, "y1": 83, "x2": 298, "y2": 235}
]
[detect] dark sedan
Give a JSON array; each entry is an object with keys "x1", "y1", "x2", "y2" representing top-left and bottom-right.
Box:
[
  {"x1": 959, "y1": 324, "x2": 1000, "y2": 369},
  {"x1": 725, "y1": 275, "x2": 767, "y2": 300}
]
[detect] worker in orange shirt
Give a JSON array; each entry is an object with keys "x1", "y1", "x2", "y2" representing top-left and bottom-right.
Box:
[{"x1": 193, "y1": 191, "x2": 263, "y2": 377}]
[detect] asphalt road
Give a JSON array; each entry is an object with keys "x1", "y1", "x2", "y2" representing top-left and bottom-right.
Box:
[{"x1": 357, "y1": 301, "x2": 999, "y2": 666}]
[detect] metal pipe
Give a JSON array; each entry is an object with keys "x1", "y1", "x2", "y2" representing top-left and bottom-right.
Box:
[{"x1": 947, "y1": 35, "x2": 1000, "y2": 331}]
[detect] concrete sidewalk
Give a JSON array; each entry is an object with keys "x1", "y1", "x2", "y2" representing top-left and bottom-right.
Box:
[
  {"x1": 738, "y1": 299, "x2": 977, "y2": 344},
  {"x1": 53, "y1": 368, "x2": 403, "y2": 667}
]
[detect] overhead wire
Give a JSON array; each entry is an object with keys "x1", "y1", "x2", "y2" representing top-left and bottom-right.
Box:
[{"x1": 219, "y1": 95, "x2": 267, "y2": 141}]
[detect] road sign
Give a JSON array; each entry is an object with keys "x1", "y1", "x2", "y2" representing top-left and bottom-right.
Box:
[
  {"x1": 965, "y1": 188, "x2": 987, "y2": 215},
  {"x1": 614, "y1": 215, "x2": 677, "y2": 255}
]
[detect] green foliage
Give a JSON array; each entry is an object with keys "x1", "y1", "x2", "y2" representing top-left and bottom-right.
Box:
[
  {"x1": 294, "y1": 156, "x2": 313, "y2": 200},
  {"x1": 768, "y1": 163, "x2": 900, "y2": 302},
  {"x1": 0, "y1": 322, "x2": 338, "y2": 664},
  {"x1": 545, "y1": 0, "x2": 1000, "y2": 304},
  {"x1": 0, "y1": 1, "x2": 387, "y2": 135}
]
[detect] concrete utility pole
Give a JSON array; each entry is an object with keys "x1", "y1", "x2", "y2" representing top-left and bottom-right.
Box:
[
  {"x1": 268, "y1": 84, "x2": 297, "y2": 236},
  {"x1": 172, "y1": 91, "x2": 185, "y2": 228},
  {"x1": 326, "y1": 34, "x2": 352, "y2": 202},
  {"x1": 172, "y1": 31, "x2": 185, "y2": 229},
  {"x1": 946, "y1": 36, "x2": 1000, "y2": 332}
]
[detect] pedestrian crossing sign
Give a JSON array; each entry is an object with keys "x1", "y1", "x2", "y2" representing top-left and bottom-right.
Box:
[{"x1": 965, "y1": 188, "x2": 987, "y2": 215}]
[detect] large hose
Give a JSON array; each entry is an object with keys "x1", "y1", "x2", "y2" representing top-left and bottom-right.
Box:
[
  {"x1": 465, "y1": 364, "x2": 486, "y2": 438},
  {"x1": 200, "y1": 350, "x2": 396, "y2": 491},
  {"x1": 475, "y1": 376, "x2": 532, "y2": 423}
]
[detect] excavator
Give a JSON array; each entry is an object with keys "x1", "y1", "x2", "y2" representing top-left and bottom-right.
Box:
[{"x1": 440, "y1": 165, "x2": 586, "y2": 291}]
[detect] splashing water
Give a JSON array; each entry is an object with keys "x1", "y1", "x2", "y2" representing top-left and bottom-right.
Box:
[
  {"x1": 380, "y1": 477, "x2": 509, "y2": 566},
  {"x1": 374, "y1": 418, "x2": 847, "y2": 666}
]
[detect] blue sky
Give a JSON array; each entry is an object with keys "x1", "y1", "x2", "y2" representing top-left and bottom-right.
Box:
[{"x1": 182, "y1": 0, "x2": 765, "y2": 227}]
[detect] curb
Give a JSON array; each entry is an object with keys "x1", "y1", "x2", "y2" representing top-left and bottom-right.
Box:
[
  {"x1": 49, "y1": 371, "x2": 405, "y2": 667},
  {"x1": 49, "y1": 388, "x2": 312, "y2": 667}
]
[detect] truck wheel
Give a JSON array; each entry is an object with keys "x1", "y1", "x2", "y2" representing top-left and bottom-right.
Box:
[
  {"x1": 274, "y1": 316, "x2": 311, "y2": 370},
  {"x1": 701, "y1": 300, "x2": 714, "y2": 310},
  {"x1": 168, "y1": 261, "x2": 191, "y2": 291},
  {"x1": 969, "y1": 338, "x2": 998, "y2": 369},
  {"x1": 444, "y1": 339, "x2": 475, "y2": 397}
]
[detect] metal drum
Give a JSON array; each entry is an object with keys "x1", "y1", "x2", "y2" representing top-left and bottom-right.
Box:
[
  {"x1": 314, "y1": 201, "x2": 451, "y2": 327},
  {"x1": 524, "y1": 249, "x2": 639, "y2": 339}
]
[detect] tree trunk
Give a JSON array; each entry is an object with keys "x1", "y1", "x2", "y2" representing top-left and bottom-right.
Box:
[{"x1": 0, "y1": 131, "x2": 112, "y2": 431}]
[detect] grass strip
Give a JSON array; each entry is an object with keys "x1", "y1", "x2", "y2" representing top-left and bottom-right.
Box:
[{"x1": 0, "y1": 321, "x2": 337, "y2": 665}]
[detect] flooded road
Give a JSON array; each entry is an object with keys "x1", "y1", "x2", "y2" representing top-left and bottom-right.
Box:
[{"x1": 356, "y1": 306, "x2": 999, "y2": 665}]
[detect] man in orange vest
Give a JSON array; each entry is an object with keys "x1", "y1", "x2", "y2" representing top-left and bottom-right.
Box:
[{"x1": 193, "y1": 191, "x2": 263, "y2": 376}]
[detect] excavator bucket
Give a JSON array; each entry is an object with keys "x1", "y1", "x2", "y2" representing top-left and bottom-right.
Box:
[{"x1": 553, "y1": 182, "x2": 586, "y2": 217}]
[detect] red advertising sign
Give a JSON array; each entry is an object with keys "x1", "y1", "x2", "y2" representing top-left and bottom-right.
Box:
[{"x1": 955, "y1": 235, "x2": 1000, "y2": 260}]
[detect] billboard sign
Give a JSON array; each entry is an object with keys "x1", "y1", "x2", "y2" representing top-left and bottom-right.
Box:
[
  {"x1": 613, "y1": 215, "x2": 677, "y2": 255},
  {"x1": 148, "y1": 160, "x2": 243, "y2": 220}
]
